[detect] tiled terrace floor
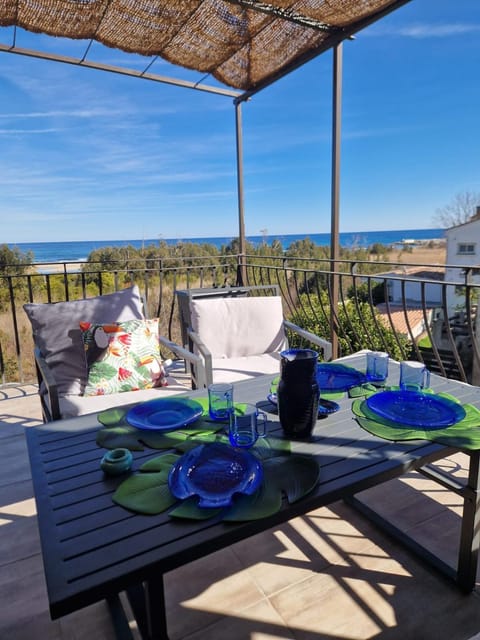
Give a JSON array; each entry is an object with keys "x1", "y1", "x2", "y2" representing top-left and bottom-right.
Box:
[{"x1": 2, "y1": 384, "x2": 480, "y2": 640}]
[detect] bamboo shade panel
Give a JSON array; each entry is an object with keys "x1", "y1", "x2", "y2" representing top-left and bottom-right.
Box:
[{"x1": 0, "y1": 0, "x2": 405, "y2": 90}]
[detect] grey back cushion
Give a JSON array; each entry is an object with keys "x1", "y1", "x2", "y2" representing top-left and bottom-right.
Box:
[{"x1": 24, "y1": 286, "x2": 144, "y2": 396}]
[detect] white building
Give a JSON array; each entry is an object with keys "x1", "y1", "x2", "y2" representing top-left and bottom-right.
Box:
[
  {"x1": 383, "y1": 266, "x2": 444, "y2": 306},
  {"x1": 445, "y1": 208, "x2": 480, "y2": 311},
  {"x1": 368, "y1": 266, "x2": 444, "y2": 307}
]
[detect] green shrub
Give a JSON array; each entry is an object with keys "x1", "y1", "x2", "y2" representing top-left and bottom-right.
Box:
[{"x1": 289, "y1": 294, "x2": 410, "y2": 361}]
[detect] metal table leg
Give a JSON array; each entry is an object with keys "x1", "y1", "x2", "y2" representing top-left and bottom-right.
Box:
[
  {"x1": 126, "y1": 576, "x2": 170, "y2": 640},
  {"x1": 145, "y1": 577, "x2": 169, "y2": 640},
  {"x1": 346, "y1": 450, "x2": 480, "y2": 593},
  {"x1": 457, "y1": 451, "x2": 480, "y2": 592}
]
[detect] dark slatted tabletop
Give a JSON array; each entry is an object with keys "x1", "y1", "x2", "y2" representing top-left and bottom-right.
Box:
[{"x1": 26, "y1": 353, "x2": 480, "y2": 627}]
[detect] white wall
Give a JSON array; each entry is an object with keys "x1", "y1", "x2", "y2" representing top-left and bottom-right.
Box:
[
  {"x1": 445, "y1": 219, "x2": 480, "y2": 311},
  {"x1": 446, "y1": 218, "x2": 480, "y2": 266},
  {"x1": 387, "y1": 277, "x2": 443, "y2": 305}
]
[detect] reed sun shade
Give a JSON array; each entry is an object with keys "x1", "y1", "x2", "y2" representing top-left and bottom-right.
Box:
[{"x1": 0, "y1": 0, "x2": 411, "y2": 96}]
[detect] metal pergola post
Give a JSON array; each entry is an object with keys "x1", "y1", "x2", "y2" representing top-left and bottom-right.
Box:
[
  {"x1": 330, "y1": 42, "x2": 342, "y2": 359},
  {"x1": 235, "y1": 100, "x2": 247, "y2": 285}
]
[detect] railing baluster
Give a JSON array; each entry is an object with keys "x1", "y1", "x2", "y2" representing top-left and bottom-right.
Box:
[
  {"x1": 336, "y1": 272, "x2": 354, "y2": 354},
  {"x1": 1, "y1": 254, "x2": 479, "y2": 387}
]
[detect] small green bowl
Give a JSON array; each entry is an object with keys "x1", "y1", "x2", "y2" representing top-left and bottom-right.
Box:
[{"x1": 100, "y1": 448, "x2": 133, "y2": 476}]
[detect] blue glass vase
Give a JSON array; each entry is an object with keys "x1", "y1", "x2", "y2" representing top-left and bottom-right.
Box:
[{"x1": 277, "y1": 348, "x2": 319, "y2": 439}]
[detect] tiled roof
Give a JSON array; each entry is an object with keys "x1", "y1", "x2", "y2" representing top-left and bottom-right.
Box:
[{"x1": 376, "y1": 304, "x2": 434, "y2": 336}]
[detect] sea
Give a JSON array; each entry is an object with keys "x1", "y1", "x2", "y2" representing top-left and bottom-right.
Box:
[{"x1": 9, "y1": 228, "x2": 445, "y2": 264}]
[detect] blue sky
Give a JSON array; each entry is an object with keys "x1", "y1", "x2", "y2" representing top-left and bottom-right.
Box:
[{"x1": 1, "y1": 0, "x2": 479, "y2": 243}]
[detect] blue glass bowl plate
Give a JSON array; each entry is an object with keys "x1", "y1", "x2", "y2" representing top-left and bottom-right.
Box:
[
  {"x1": 168, "y1": 442, "x2": 263, "y2": 508},
  {"x1": 366, "y1": 389, "x2": 466, "y2": 429},
  {"x1": 316, "y1": 363, "x2": 367, "y2": 391},
  {"x1": 270, "y1": 363, "x2": 365, "y2": 396},
  {"x1": 126, "y1": 397, "x2": 204, "y2": 431},
  {"x1": 267, "y1": 392, "x2": 340, "y2": 415}
]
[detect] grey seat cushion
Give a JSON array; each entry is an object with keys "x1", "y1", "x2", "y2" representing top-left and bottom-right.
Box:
[
  {"x1": 58, "y1": 375, "x2": 189, "y2": 418},
  {"x1": 210, "y1": 353, "x2": 281, "y2": 384},
  {"x1": 24, "y1": 286, "x2": 144, "y2": 396}
]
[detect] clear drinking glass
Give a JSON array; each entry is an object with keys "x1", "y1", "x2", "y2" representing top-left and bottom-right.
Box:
[
  {"x1": 366, "y1": 351, "x2": 389, "y2": 384},
  {"x1": 208, "y1": 383, "x2": 234, "y2": 421},
  {"x1": 229, "y1": 404, "x2": 267, "y2": 448},
  {"x1": 399, "y1": 361, "x2": 430, "y2": 391}
]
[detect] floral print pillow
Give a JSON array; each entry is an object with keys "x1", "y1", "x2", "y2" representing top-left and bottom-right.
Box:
[{"x1": 80, "y1": 319, "x2": 168, "y2": 396}]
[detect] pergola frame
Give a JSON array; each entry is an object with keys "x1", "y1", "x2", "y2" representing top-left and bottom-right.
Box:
[{"x1": 0, "y1": 0, "x2": 414, "y2": 357}]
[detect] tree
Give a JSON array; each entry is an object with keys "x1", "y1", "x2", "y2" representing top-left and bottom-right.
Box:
[
  {"x1": 368, "y1": 242, "x2": 389, "y2": 259},
  {"x1": 0, "y1": 244, "x2": 36, "y2": 312},
  {"x1": 433, "y1": 191, "x2": 480, "y2": 228},
  {"x1": 0, "y1": 244, "x2": 34, "y2": 275},
  {"x1": 346, "y1": 281, "x2": 386, "y2": 305}
]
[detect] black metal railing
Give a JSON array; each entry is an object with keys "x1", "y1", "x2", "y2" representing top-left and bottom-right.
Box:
[
  {"x1": 240, "y1": 254, "x2": 480, "y2": 384},
  {"x1": 1, "y1": 254, "x2": 479, "y2": 386},
  {"x1": 0, "y1": 255, "x2": 238, "y2": 385}
]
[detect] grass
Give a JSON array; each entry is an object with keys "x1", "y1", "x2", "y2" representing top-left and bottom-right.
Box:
[{"x1": 418, "y1": 335, "x2": 432, "y2": 349}]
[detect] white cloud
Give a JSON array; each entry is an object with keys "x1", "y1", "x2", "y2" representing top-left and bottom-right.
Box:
[
  {"x1": 0, "y1": 127, "x2": 62, "y2": 134},
  {"x1": 366, "y1": 22, "x2": 480, "y2": 38},
  {"x1": 343, "y1": 125, "x2": 423, "y2": 140},
  {"x1": 0, "y1": 108, "x2": 123, "y2": 119}
]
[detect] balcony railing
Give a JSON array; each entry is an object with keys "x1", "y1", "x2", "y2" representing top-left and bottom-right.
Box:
[{"x1": 1, "y1": 254, "x2": 479, "y2": 387}]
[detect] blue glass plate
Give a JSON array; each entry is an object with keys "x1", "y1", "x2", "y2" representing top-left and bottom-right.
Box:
[
  {"x1": 126, "y1": 397, "x2": 204, "y2": 431},
  {"x1": 316, "y1": 363, "x2": 367, "y2": 391},
  {"x1": 366, "y1": 390, "x2": 466, "y2": 429},
  {"x1": 168, "y1": 442, "x2": 263, "y2": 508},
  {"x1": 267, "y1": 392, "x2": 340, "y2": 415},
  {"x1": 270, "y1": 363, "x2": 365, "y2": 396}
]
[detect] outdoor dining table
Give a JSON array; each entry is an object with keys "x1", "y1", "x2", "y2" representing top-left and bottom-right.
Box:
[{"x1": 26, "y1": 352, "x2": 480, "y2": 640}]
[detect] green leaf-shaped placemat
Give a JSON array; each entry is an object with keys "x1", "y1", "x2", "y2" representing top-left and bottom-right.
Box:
[
  {"x1": 98, "y1": 406, "x2": 130, "y2": 426},
  {"x1": 112, "y1": 470, "x2": 177, "y2": 514},
  {"x1": 252, "y1": 436, "x2": 291, "y2": 459},
  {"x1": 96, "y1": 398, "x2": 250, "y2": 452},
  {"x1": 112, "y1": 445, "x2": 319, "y2": 521},
  {"x1": 175, "y1": 453, "x2": 320, "y2": 522},
  {"x1": 169, "y1": 497, "x2": 223, "y2": 520},
  {"x1": 192, "y1": 397, "x2": 248, "y2": 419},
  {"x1": 264, "y1": 455, "x2": 320, "y2": 503},
  {"x1": 96, "y1": 396, "x2": 293, "y2": 454},
  {"x1": 96, "y1": 424, "x2": 145, "y2": 451},
  {"x1": 139, "y1": 452, "x2": 181, "y2": 472},
  {"x1": 172, "y1": 432, "x2": 226, "y2": 452},
  {"x1": 222, "y1": 482, "x2": 282, "y2": 521},
  {"x1": 113, "y1": 452, "x2": 181, "y2": 513},
  {"x1": 348, "y1": 383, "x2": 384, "y2": 398},
  {"x1": 96, "y1": 418, "x2": 225, "y2": 452},
  {"x1": 322, "y1": 391, "x2": 345, "y2": 400},
  {"x1": 353, "y1": 396, "x2": 480, "y2": 450},
  {"x1": 221, "y1": 454, "x2": 320, "y2": 521}
]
